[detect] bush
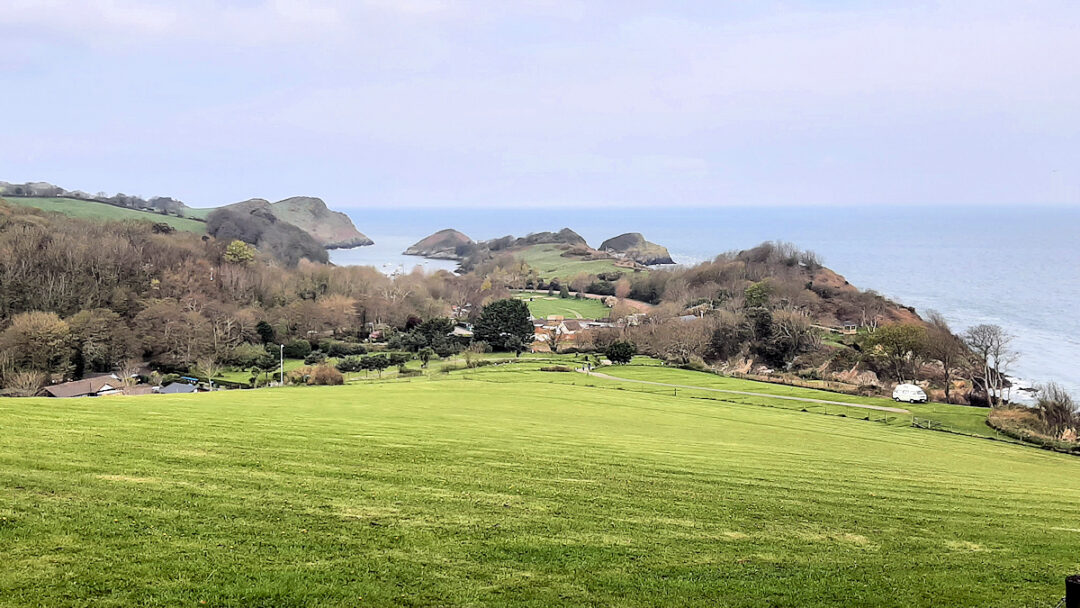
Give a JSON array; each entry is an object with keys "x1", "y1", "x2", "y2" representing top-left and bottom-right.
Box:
[
  {"x1": 1036, "y1": 382, "x2": 1079, "y2": 436},
  {"x1": 585, "y1": 281, "x2": 615, "y2": 296},
  {"x1": 679, "y1": 356, "x2": 707, "y2": 372},
  {"x1": 539, "y1": 365, "x2": 573, "y2": 372},
  {"x1": 304, "y1": 351, "x2": 327, "y2": 365},
  {"x1": 286, "y1": 366, "x2": 313, "y2": 385},
  {"x1": 309, "y1": 364, "x2": 344, "y2": 386},
  {"x1": 398, "y1": 366, "x2": 422, "y2": 377},
  {"x1": 318, "y1": 339, "x2": 367, "y2": 357},
  {"x1": 605, "y1": 341, "x2": 636, "y2": 364},
  {"x1": 440, "y1": 362, "x2": 466, "y2": 374},
  {"x1": 388, "y1": 352, "x2": 412, "y2": 366},
  {"x1": 283, "y1": 339, "x2": 312, "y2": 359}
]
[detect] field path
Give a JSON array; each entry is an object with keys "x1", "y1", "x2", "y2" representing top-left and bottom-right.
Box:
[{"x1": 581, "y1": 370, "x2": 911, "y2": 414}]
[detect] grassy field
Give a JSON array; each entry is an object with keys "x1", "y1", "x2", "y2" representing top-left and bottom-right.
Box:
[
  {"x1": 2, "y1": 362, "x2": 1079, "y2": 606},
  {"x1": 515, "y1": 244, "x2": 641, "y2": 280},
  {"x1": 515, "y1": 291, "x2": 612, "y2": 319},
  {"x1": 589, "y1": 364, "x2": 998, "y2": 437},
  {"x1": 2, "y1": 197, "x2": 207, "y2": 233}
]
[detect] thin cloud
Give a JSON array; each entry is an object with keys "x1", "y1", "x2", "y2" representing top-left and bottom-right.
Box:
[{"x1": 1, "y1": 1, "x2": 1077, "y2": 207}]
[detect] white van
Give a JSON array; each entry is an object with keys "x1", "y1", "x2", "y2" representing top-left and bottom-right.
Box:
[{"x1": 892, "y1": 383, "x2": 928, "y2": 403}]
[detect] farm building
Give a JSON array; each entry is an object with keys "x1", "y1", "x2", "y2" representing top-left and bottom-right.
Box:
[{"x1": 44, "y1": 376, "x2": 124, "y2": 398}]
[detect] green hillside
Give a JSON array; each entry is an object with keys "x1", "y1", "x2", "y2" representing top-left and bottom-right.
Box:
[
  {"x1": 515, "y1": 290, "x2": 612, "y2": 319},
  {"x1": 2, "y1": 363, "x2": 1078, "y2": 606},
  {"x1": 515, "y1": 243, "x2": 641, "y2": 280},
  {"x1": 2, "y1": 197, "x2": 206, "y2": 233}
]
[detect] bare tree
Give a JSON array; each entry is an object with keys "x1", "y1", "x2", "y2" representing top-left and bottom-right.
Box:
[
  {"x1": 3, "y1": 370, "x2": 46, "y2": 397},
  {"x1": 1036, "y1": 382, "x2": 1078, "y2": 437},
  {"x1": 963, "y1": 324, "x2": 1018, "y2": 406},
  {"x1": 924, "y1": 311, "x2": 967, "y2": 403},
  {"x1": 195, "y1": 357, "x2": 223, "y2": 382}
]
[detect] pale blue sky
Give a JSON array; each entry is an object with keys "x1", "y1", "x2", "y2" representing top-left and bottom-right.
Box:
[{"x1": 2, "y1": 0, "x2": 1078, "y2": 208}]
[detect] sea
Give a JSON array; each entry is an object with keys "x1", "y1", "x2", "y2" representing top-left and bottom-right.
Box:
[{"x1": 330, "y1": 205, "x2": 1080, "y2": 397}]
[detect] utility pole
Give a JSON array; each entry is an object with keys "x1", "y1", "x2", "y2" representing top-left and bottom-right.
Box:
[{"x1": 279, "y1": 344, "x2": 284, "y2": 385}]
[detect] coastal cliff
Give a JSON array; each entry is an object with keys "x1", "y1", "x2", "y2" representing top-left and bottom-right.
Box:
[
  {"x1": 270, "y1": 197, "x2": 373, "y2": 249},
  {"x1": 404, "y1": 229, "x2": 474, "y2": 259}
]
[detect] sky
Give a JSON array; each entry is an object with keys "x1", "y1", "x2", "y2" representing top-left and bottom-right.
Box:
[{"x1": 2, "y1": 0, "x2": 1079, "y2": 209}]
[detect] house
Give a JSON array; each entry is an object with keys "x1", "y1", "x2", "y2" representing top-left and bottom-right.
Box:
[
  {"x1": 158, "y1": 382, "x2": 197, "y2": 394},
  {"x1": 841, "y1": 322, "x2": 859, "y2": 335},
  {"x1": 529, "y1": 317, "x2": 615, "y2": 352},
  {"x1": 44, "y1": 376, "x2": 123, "y2": 398}
]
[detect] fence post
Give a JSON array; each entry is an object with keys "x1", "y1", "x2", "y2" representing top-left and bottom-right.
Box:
[{"x1": 1066, "y1": 574, "x2": 1079, "y2": 608}]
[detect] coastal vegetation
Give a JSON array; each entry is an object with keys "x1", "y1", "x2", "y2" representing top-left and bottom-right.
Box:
[
  {"x1": 0, "y1": 194, "x2": 1075, "y2": 451},
  {"x1": 0, "y1": 181, "x2": 371, "y2": 266}
]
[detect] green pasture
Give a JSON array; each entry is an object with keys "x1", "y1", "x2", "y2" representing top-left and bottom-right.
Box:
[
  {"x1": 515, "y1": 244, "x2": 641, "y2": 280},
  {"x1": 2, "y1": 361, "x2": 1078, "y2": 606},
  {"x1": 514, "y1": 291, "x2": 612, "y2": 319},
  {"x1": 2, "y1": 197, "x2": 207, "y2": 233},
  {"x1": 590, "y1": 364, "x2": 998, "y2": 438}
]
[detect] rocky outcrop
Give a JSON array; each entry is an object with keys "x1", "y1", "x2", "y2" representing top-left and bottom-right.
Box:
[
  {"x1": 270, "y1": 196, "x2": 373, "y2": 249},
  {"x1": 404, "y1": 229, "x2": 473, "y2": 259},
  {"x1": 482, "y1": 227, "x2": 587, "y2": 251},
  {"x1": 599, "y1": 232, "x2": 674, "y2": 265}
]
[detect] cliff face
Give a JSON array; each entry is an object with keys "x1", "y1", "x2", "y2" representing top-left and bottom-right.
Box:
[
  {"x1": 599, "y1": 232, "x2": 674, "y2": 265},
  {"x1": 270, "y1": 197, "x2": 373, "y2": 249},
  {"x1": 404, "y1": 229, "x2": 473, "y2": 259}
]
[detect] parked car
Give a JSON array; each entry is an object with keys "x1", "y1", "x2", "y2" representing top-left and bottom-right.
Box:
[{"x1": 892, "y1": 383, "x2": 928, "y2": 403}]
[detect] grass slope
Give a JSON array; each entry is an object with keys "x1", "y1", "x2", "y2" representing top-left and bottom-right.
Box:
[
  {"x1": 515, "y1": 291, "x2": 612, "y2": 319},
  {"x1": 515, "y1": 244, "x2": 640, "y2": 280},
  {"x1": 592, "y1": 364, "x2": 997, "y2": 437},
  {"x1": 3, "y1": 197, "x2": 206, "y2": 233},
  {"x1": 3, "y1": 367, "x2": 1079, "y2": 606}
]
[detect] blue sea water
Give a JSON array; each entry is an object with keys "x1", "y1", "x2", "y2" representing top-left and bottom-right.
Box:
[{"x1": 330, "y1": 205, "x2": 1080, "y2": 395}]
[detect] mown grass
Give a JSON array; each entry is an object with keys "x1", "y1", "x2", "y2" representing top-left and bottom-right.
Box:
[
  {"x1": 514, "y1": 291, "x2": 612, "y2": 320},
  {"x1": 3, "y1": 197, "x2": 207, "y2": 233},
  {"x1": 589, "y1": 364, "x2": 998, "y2": 437},
  {"x1": 2, "y1": 365, "x2": 1078, "y2": 607},
  {"x1": 515, "y1": 244, "x2": 640, "y2": 280}
]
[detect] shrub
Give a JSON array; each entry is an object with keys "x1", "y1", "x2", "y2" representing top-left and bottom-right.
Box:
[
  {"x1": 440, "y1": 362, "x2": 466, "y2": 374},
  {"x1": 286, "y1": 366, "x2": 313, "y2": 385},
  {"x1": 309, "y1": 364, "x2": 344, "y2": 386},
  {"x1": 679, "y1": 356, "x2": 707, "y2": 372},
  {"x1": 540, "y1": 365, "x2": 573, "y2": 372},
  {"x1": 1036, "y1": 382, "x2": 1079, "y2": 436},
  {"x1": 388, "y1": 352, "x2": 412, "y2": 366},
  {"x1": 318, "y1": 339, "x2": 367, "y2": 357},
  {"x1": 2, "y1": 370, "x2": 46, "y2": 397},
  {"x1": 585, "y1": 281, "x2": 615, "y2": 296},
  {"x1": 605, "y1": 341, "x2": 636, "y2": 364},
  {"x1": 283, "y1": 340, "x2": 312, "y2": 359}
]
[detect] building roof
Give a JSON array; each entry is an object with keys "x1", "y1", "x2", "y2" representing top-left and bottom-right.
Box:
[
  {"x1": 159, "y1": 382, "x2": 197, "y2": 394},
  {"x1": 44, "y1": 376, "x2": 120, "y2": 398}
]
